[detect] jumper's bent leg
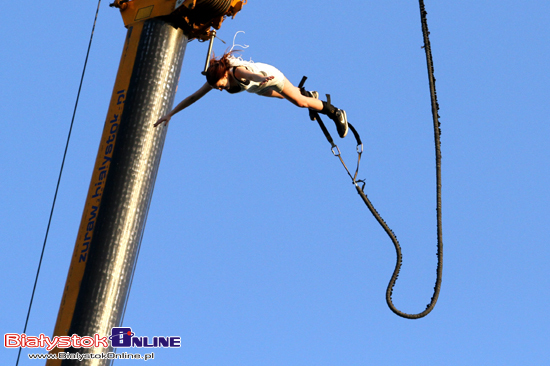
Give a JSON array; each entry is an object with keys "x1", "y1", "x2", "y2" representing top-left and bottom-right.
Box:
[
  {"x1": 280, "y1": 77, "x2": 348, "y2": 138},
  {"x1": 258, "y1": 89, "x2": 285, "y2": 99},
  {"x1": 280, "y1": 77, "x2": 323, "y2": 111}
]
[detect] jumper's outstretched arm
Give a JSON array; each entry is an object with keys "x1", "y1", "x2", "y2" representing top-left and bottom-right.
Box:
[{"x1": 154, "y1": 82, "x2": 213, "y2": 127}]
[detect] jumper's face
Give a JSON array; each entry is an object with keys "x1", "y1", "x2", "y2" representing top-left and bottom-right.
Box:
[{"x1": 214, "y1": 71, "x2": 230, "y2": 91}]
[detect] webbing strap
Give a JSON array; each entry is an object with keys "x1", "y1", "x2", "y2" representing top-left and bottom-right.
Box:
[
  {"x1": 315, "y1": 112, "x2": 362, "y2": 183},
  {"x1": 315, "y1": 113, "x2": 336, "y2": 148},
  {"x1": 299, "y1": 76, "x2": 362, "y2": 181},
  {"x1": 299, "y1": 76, "x2": 335, "y2": 147}
]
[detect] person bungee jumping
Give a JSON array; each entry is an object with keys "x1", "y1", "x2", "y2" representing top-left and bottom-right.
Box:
[{"x1": 154, "y1": 50, "x2": 349, "y2": 138}]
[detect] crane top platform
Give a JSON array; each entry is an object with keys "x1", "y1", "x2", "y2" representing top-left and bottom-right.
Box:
[{"x1": 111, "y1": 0, "x2": 246, "y2": 40}]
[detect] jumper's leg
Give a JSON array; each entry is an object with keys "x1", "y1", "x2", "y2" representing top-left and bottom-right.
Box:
[
  {"x1": 280, "y1": 77, "x2": 323, "y2": 111},
  {"x1": 257, "y1": 89, "x2": 285, "y2": 99}
]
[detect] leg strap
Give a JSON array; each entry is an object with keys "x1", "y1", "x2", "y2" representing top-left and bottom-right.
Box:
[
  {"x1": 298, "y1": 76, "x2": 318, "y2": 121},
  {"x1": 297, "y1": 76, "x2": 362, "y2": 150}
]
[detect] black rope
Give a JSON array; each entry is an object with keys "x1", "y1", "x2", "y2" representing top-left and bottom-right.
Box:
[
  {"x1": 368, "y1": 0, "x2": 443, "y2": 319},
  {"x1": 303, "y1": 0, "x2": 443, "y2": 319},
  {"x1": 368, "y1": 0, "x2": 443, "y2": 320},
  {"x1": 15, "y1": 2, "x2": 102, "y2": 364}
]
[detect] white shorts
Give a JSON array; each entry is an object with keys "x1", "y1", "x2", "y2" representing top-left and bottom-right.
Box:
[
  {"x1": 248, "y1": 62, "x2": 285, "y2": 95},
  {"x1": 228, "y1": 57, "x2": 286, "y2": 95}
]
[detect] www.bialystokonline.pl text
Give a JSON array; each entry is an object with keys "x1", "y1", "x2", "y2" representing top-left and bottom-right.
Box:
[{"x1": 27, "y1": 352, "x2": 155, "y2": 361}]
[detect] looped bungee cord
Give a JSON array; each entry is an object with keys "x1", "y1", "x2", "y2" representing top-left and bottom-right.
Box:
[{"x1": 300, "y1": 0, "x2": 443, "y2": 319}]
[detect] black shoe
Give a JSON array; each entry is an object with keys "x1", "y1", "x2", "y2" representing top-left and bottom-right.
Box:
[{"x1": 333, "y1": 109, "x2": 348, "y2": 138}]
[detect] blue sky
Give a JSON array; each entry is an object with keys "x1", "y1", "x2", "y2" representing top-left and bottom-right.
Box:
[{"x1": 2, "y1": 1, "x2": 549, "y2": 365}]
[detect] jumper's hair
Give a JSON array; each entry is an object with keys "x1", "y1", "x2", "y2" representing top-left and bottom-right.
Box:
[{"x1": 205, "y1": 50, "x2": 242, "y2": 86}]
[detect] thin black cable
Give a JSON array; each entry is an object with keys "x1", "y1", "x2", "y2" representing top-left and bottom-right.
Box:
[{"x1": 15, "y1": 2, "x2": 102, "y2": 365}]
